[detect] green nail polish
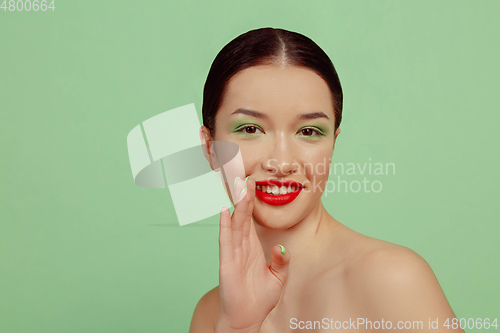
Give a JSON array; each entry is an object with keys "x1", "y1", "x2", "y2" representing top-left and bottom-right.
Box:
[
  {"x1": 244, "y1": 176, "x2": 252, "y2": 186},
  {"x1": 278, "y1": 244, "x2": 285, "y2": 255},
  {"x1": 239, "y1": 187, "x2": 247, "y2": 199},
  {"x1": 234, "y1": 177, "x2": 241, "y2": 189}
]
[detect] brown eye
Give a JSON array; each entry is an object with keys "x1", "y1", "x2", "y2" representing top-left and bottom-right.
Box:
[
  {"x1": 298, "y1": 127, "x2": 324, "y2": 137},
  {"x1": 235, "y1": 125, "x2": 263, "y2": 135},
  {"x1": 245, "y1": 126, "x2": 257, "y2": 134},
  {"x1": 301, "y1": 128, "x2": 314, "y2": 136}
]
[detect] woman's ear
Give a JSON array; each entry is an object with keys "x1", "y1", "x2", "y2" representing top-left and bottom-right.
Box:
[
  {"x1": 333, "y1": 127, "x2": 341, "y2": 145},
  {"x1": 199, "y1": 126, "x2": 220, "y2": 172}
]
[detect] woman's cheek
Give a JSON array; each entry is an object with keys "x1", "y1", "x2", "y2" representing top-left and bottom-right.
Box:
[{"x1": 312, "y1": 175, "x2": 327, "y2": 194}]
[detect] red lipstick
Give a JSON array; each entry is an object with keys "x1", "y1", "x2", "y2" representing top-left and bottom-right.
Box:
[{"x1": 254, "y1": 179, "x2": 304, "y2": 206}]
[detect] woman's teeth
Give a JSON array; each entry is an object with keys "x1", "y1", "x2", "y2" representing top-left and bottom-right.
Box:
[{"x1": 256, "y1": 185, "x2": 298, "y2": 195}]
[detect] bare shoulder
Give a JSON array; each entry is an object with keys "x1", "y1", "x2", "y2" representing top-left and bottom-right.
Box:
[
  {"x1": 343, "y1": 233, "x2": 459, "y2": 323},
  {"x1": 348, "y1": 236, "x2": 430, "y2": 280},
  {"x1": 330, "y1": 223, "x2": 427, "y2": 275},
  {"x1": 189, "y1": 286, "x2": 221, "y2": 333}
]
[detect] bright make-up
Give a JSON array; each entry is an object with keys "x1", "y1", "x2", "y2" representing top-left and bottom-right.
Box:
[
  {"x1": 255, "y1": 179, "x2": 304, "y2": 206},
  {"x1": 297, "y1": 124, "x2": 328, "y2": 139},
  {"x1": 232, "y1": 121, "x2": 265, "y2": 136}
]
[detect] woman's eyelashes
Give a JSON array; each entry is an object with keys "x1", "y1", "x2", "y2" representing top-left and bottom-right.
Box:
[
  {"x1": 234, "y1": 124, "x2": 326, "y2": 138},
  {"x1": 234, "y1": 124, "x2": 264, "y2": 135},
  {"x1": 297, "y1": 127, "x2": 326, "y2": 137}
]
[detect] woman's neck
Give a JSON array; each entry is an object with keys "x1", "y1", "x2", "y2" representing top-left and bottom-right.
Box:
[{"x1": 253, "y1": 201, "x2": 340, "y2": 280}]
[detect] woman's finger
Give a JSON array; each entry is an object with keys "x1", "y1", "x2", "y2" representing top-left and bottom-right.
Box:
[
  {"x1": 219, "y1": 206, "x2": 233, "y2": 265},
  {"x1": 269, "y1": 244, "x2": 290, "y2": 285},
  {"x1": 231, "y1": 178, "x2": 252, "y2": 249},
  {"x1": 242, "y1": 179, "x2": 255, "y2": 242},
  {"x1": 248, "y1": 200, "x2": 260, "y2": 245}
]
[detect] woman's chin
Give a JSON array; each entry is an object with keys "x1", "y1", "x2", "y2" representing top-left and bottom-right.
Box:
[
  {"x1": 252, "y1": 206, "x2": 303, "y2": 230},
  {"x1": 253, "y1": 218, "x2": 295, "y2": 230}
]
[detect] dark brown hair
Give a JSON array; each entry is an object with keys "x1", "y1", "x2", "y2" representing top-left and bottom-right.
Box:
[{"x1": 202, "y1": 27, "x2": 343, "y2": 138}]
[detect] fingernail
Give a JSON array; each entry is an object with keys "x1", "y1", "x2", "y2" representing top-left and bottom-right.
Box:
[
  {"x1": 278, "y1": 244, "x2": 285, "y2": 255},
  {"x1": 239, "y1": 187, "x2": 247, "y2": 199},
  {"x1": 244, "y1": 176, "x2": 252, "y2": 186},
  {"x1": 233, "y1": 177, "x2": 241, "y2": 189},
  {"x1": 221, "y1": 206, "x2": 226, "y2": 213}
]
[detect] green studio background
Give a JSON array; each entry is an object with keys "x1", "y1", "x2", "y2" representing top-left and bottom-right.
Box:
[{"x1": 1, "y1": 0, "x2": 498, "y2": 332}]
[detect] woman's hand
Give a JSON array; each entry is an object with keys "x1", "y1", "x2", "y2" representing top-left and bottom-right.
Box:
[{"x1": 216, "y1": 177, "x2": 290, "y2": 333}]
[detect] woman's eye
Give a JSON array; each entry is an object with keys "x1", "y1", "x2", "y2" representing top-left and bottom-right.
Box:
[
  {"x1": 236, "y1": 125, "x2": 263, "y2": 135},
  {"x1": 299, "y1": 128, "x2": 323, "y2": 136},
  {"x1": 244, "y1": 126, "x2": 257, "y2": 134}
]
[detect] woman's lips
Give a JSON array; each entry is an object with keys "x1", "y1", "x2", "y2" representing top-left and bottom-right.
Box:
[{"x1": 254, "y1": 179, "x2": 304, "y2": 206}]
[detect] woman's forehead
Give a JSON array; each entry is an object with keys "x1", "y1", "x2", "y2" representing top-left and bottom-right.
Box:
[{"x1": 219, "y1": 65, "x2": 335, "y2": 119}]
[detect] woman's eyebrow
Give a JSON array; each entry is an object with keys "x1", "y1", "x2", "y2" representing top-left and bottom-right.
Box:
[
  {"x1": 297, "y1": 112, "x2": 329, "y2": 120},
  {"x1": 231, "y1": 108, "x2": 269, "y2": 119},
  {"x1": 231, "y1": 108, "x2": 329, "y2": 120}
]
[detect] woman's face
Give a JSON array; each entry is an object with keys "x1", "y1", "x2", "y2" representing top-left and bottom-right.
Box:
[{"x1": 204, "y1": 65, "x2": 340, "y2": 229}]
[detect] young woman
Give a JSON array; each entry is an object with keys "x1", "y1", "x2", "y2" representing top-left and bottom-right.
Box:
[{"x1": 190, "y1": 27, "x2": 463, "y2": 333}]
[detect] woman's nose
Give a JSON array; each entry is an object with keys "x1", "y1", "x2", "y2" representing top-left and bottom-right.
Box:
[{"x1": 262, "y1": 133, "x2": 298, "y2": 177}]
